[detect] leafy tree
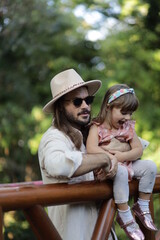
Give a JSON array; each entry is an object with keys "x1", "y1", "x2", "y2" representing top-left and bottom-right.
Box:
[
  {"x1": 0, "y1": 1, "x2": 101, "y2": 238},
  {"x1": 90, "y1": 0, "x2": 160, "y2": 163},
  {"x1": 0, "y1": 0, "x2": 100, "y2": 183},
  {"x1": 0, "y1": 0, "x2": 160, "y2": 239}
]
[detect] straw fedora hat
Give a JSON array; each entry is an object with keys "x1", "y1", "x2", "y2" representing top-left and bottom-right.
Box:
[{"x1": 43, "y1": 68, "x2": 101, "y2": 113}]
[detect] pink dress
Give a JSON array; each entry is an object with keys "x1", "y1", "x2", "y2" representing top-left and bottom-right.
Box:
[{"x1": 96, "y1": 120, "x2": 136, "y2": 181}]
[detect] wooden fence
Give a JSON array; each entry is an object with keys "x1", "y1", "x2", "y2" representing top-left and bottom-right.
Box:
[{"x1": 0, "y1": 175, "x2": 160, "y2": 240}]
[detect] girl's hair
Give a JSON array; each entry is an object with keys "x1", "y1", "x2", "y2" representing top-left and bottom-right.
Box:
[
  {"x1": 52, "y1": 98, "x2": 89, "y2": 149},
  {"x1": 93, "y1": 84, "x2": 139, "y2": 126}
]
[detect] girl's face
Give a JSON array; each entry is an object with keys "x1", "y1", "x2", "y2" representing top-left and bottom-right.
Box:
[{"x1": 110, "y1": 107, "x2": 132, "y2": 129}]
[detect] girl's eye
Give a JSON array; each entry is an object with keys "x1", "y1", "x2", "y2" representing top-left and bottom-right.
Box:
[
  {"x1": 121, "y1": 112, "x2": 133, "y2": 116},
  {"x1": 121, "y1": 111, "x2": 127, "y2": 115}
]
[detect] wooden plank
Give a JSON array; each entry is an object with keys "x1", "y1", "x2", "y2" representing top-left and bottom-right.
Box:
[
  {"x1": 156, "y1": 230, "x2": 160, "y2": 240},
  {"x1": 91, "y1": 199, "x2": 116, "y2": 240},
  {"x1": 0, "y1": 175, "x2": 159, "y2": 212},
  {"x1": 0, "y1": 207, "x2": 3, "y2": 240},
  {"x1": 23, "y1": 205, "x2": 62, "y2": 240}
]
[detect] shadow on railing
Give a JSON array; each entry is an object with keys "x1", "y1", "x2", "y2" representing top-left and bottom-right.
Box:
[{"x1": 0, "y1": 175, "x2": 160, "y2": 240}]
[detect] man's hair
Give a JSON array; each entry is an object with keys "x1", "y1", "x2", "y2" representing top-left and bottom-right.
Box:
[{"x1": 52, "y1": 98, "x2": 89, "y2": 149}]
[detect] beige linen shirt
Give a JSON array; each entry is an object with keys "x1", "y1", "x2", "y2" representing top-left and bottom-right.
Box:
[{"x1": 38, "y1": 126, "x2": 98, "y2": 240}]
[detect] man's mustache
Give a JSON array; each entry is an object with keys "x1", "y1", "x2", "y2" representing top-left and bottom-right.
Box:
[{"x1": 78, "y1": 110, "x2": 90, "y2": 116}]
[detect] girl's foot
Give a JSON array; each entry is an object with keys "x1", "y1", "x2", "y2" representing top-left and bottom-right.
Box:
[
  {"x1": 116, "y1": 211, "x2": 144, "y2": 240},
  {"x1": 132, "y1": 202, "x2": 158, "y2": 231}
]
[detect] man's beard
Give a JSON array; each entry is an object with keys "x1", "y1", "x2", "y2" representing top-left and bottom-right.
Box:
[{"x1": 64, "y1": 109, "x2": 91, "y2": 127}]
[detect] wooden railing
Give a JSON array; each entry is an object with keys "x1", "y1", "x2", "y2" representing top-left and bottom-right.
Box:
[{"x1": 0, "y1": 175, "x2": 160, "y2": 240}]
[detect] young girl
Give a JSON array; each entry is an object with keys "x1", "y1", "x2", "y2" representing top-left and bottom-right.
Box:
[{"x1": 86, "y1": 84, "x2": 157, "y2": 240}]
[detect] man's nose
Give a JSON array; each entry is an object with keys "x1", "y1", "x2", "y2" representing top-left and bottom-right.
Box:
[{"x1": 81, "y1": 100, "x2": 90, "y2": 108}]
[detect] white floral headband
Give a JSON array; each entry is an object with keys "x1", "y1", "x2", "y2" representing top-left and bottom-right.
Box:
[{"x1": 108, "y1": 88, "x2": 135, "y2": 104}]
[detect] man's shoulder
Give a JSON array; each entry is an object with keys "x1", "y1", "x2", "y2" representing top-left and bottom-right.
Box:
[
  {"x1": 42, "y1": 126, "x2": 66, "y2": 139},
  {"x1": 39, "y1": 126, "x2": 70, "y2": 152}
]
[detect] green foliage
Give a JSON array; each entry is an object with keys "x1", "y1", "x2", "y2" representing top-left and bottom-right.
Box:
[
  {"x1": 0, "y1": 0, "x2": 160, "y2": 238},
  {"x1": 91, "y1": 0, "x2": 160, "y2": 164},
  {"x1": 4, "y1": 211, "x2": 36, "y2": 240},
  {"x1": 0, "y1": 0, "x2": 99, "y2": 184}
]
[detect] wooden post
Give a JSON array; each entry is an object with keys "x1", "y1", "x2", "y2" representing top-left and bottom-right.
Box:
[
  {"x1": 23, "y1": 205, "x2": 62, "y2": 240},
  {"x1": 156, "y1": 230, "x2": 160, "y2": 240},
  {"x1": 0, "y1": 207, "x2": 3, "y2": 240},
  {"x1": 92, "y1": 199, "x2": 116, "y2": 240}
]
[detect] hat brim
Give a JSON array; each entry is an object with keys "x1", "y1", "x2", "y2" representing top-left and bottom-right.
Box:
[{"x1": 43, "y1": 80, "x2": 101, "y2": 113}]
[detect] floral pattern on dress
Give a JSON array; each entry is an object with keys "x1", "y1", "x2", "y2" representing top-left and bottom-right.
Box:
[
  {"x1": 95, "y1": 120, "x2": 136, "y2": 181},
  {"x1": 98, "y1": 120, "x2": 135, "y2": 145}
]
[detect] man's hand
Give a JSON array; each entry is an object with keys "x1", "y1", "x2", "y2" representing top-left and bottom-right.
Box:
[
  {"x1": 105, "y1": 157, "x2": 118, "y2": 179},
  {"x1": 94, "y1": 168, "x2": 107, "y2": 181},
  {"x1": 94, "y1": 157, "x2": 118, "y2": 181}
]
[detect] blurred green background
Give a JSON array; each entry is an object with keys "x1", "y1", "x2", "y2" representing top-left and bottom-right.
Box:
[{"x1": 0, "y1": 0, "x2": 160, "y2": 239}]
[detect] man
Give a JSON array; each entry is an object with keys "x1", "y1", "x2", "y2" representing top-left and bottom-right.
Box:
[{"x1": 38, "y1": 69, "x2": 118, "y2": 240}]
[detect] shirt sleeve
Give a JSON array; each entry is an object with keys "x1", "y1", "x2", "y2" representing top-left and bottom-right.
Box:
[
  {"x1": 38, "y1": 128, "x2": 83, "y2": 178},
  {"x1": 125, "y1": 120, "x2": 136, "y2": 141}
]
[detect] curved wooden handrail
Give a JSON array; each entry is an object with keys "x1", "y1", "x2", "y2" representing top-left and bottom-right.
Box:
[
  {"x1": 0, "y1": 175, "x2": 160, "y2": 211},
  {"x1": 0, "y1": 174, "x2": 159, "y2": 240}
]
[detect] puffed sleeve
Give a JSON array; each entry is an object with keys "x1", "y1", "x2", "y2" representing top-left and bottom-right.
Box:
[
  {"x1": 38, "y1": 127, "x2": 83, "y2": 178},
  {"x1": 124, "y1": 120, "x2": 136, "y2": 141}
]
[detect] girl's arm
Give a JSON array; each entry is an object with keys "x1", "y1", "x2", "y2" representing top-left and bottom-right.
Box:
[
  {"x1": 109, "y1": 132, "x2": 143, "y2": 162},
  {"x1": 86, "y1": 124, "x2": 118, "y2": 179},
  {"x1": 86, "y1": 124, "x2": 109, "y2": 155}
]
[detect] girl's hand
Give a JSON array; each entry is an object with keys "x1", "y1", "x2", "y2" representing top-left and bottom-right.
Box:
[{"x1": 108, "y1": 150, "x2": 125, "y2": 163}]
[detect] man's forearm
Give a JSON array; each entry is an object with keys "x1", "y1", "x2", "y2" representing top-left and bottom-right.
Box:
[{"x1": 72, "y1": 153, "x2": 111, "y2": 177}]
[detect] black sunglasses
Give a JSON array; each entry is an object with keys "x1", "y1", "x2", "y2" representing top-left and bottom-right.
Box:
[{"x1": 65, "y1": 96, "x2": 95, "y2": 108}]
